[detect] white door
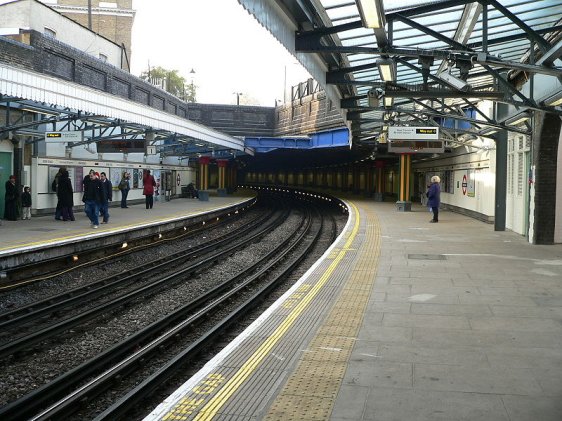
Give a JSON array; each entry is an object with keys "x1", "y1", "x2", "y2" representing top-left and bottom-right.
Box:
[{"x1": 506, "y1": 135, "x2": 530, "y2": 235}]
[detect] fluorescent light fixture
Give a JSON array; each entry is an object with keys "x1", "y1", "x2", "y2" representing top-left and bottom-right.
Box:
[
  {"x1": 505, "y1": 111, "x2": 531, "y2": 126},
  {"x1": 542, "y1": 90, "x2": 562, "y2": 107},
  {"x1": 377, "y1": 58, "x2": 396, "y2": 82},
  {"x1": 355, "y1": 0, "x2": 386, "y2": 29}
]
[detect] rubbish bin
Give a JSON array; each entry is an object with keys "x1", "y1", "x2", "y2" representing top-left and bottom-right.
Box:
[{"x1": 395, "y1": 201, "x2": 412, "y2": 212}]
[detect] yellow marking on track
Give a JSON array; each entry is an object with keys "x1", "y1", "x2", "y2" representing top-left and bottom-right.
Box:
[{"x1": 189, "y1": 202, "x2": 360, "y2": 421}]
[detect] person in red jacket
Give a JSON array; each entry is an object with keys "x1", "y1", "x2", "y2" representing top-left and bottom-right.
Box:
[{"x1": 142, "y1": 169, "x2": 156, "y2": 209}]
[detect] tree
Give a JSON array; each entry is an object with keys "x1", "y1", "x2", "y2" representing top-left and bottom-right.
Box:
[{"x1": 139, "y1": 66, "x2": 196, "y2": 103}]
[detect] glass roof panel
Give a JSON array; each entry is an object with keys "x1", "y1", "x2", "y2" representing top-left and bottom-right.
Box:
[{"x1": 313, "y1": 0, "x2": 561, "y2": 142}]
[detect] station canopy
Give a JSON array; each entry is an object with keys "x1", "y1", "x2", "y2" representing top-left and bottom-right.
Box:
[{"x1": 241, "y1": 0, "x2": 562, "y2": 148}]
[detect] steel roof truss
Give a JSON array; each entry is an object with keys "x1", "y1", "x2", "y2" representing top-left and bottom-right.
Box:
[{"x1": 483, "y1": 0, "x2": 550, "y2": 54}]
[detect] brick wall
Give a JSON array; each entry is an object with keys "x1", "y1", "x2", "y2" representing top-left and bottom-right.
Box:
[
  {"x1": 187, "y1": 104, "x2": 275, "y2": 138},
  {"x1": 274, "y1": 91, "x2": 345, "y2": 136},
  {"x1": 0, "y1": 30, "x2": 186, "y2": 115}
]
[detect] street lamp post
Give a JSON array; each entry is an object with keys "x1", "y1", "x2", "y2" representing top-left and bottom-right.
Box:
[
  {"x1": 188, "y1": 68, "x2": 195, "y2": 102},
  {"x1": 233, "y1": 92, "x2": 243, "y2": 106}
]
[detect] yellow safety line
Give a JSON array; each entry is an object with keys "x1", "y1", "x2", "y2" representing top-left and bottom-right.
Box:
[{"x1": 191, "y1": 202, "x2": 361, "y2": 421}]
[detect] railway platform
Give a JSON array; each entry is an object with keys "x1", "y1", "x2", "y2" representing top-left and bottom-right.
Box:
[
  {"x1": 145, "y1": 198, "x2": 562, "y2": 421},
  {"x1": 0, "y1": 192, "x2": 255, "y2": 271}
]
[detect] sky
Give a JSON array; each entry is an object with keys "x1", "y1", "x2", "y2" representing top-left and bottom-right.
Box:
[{"x1": 130, "y1": 0, "x2": 311, "y2": 106}]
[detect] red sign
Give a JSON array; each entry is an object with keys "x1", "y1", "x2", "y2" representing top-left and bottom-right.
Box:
[{"x1": 462, "y1": 174, "x2": 467, "y2": 195}]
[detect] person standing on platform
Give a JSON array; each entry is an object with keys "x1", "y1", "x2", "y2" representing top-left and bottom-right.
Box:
[
  {"x1": 82, "y1": 170, "x2": 102, "y2": 228},
  {"x1": 427, "y1": 175, "x2": 441, "y2": 223},
  {"x1": 99, "y1": 172, "x2": 112, "y2": 224},
  {"x1": 118, "y1": 171, "x2": 130, "y2": 208},
  {"x1": 58, "y1": 170, "x2": 75, "y2": 221},
  {"x1": 21, "y1": 186, "x2": 32, "y2": 220},
  {"x1": 52, "y1": 166, "x2": 66, "y2": 220},
  {"x1": 3, "y1": 175, "x2": 19, "y2": 221},
  {"x1": 82, "y1": 169, "x2": 95, "y2": 187},
  {"x1": 142, "y1": 169, "x2": 156, "y2": 209}
]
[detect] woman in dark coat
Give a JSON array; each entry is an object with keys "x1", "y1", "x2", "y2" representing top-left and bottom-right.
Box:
[
  {"x1": 427, "y1": 175, "x2": 441, "y2": 223},
  {"x1": 3, "y1": 175, "x2": 18, "y2": 221},
  {"x1": 142, "y1": 169, "x2": 156, "y2": 209},
  {"x1": 57, "y1": 170, "x2": 75, "y2": 221}
]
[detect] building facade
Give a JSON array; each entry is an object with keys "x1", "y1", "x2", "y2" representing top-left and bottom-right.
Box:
[{"x1": 38, "y1": 0, "x2": 134, "y2": 68}]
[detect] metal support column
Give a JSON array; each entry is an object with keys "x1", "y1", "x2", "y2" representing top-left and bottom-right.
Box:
[
  {"x1": 494, "y1": 128, "x2": 508, "y2": 231},
  {"x1": 198, "y1": 156, "x2": 210, "y2": 191},
  {"x1": 374, "y1": 161, "x2": 385, "y2": 202},
  {"x1": 396, "y1": 154, "x2": 412, "y2": 211}
]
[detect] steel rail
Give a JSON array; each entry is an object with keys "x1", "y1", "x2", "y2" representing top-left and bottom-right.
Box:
[
  {"x1": 0, "y1": 209, "x2": 275, "y2": 329},
  {"x1": 1, "y1": 200, "x2": 257, "y2": 288},
  {"x1": 0, "y1": 200, "x2": 316, "y2": 420},
  {"x1": 0, "y1": 208, "x2": 290, "y2": 359},
  {"x1": 95, "y1": 205, "x2": 324, "y2": 420}
]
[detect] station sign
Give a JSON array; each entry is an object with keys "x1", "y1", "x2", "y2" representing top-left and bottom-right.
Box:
[
  {"x1": 97, "y1": 140, "x2": 145, "y2": 153},
  {"x1": 45, "y1": 131, "x2": 83, "y2": 143},
  {"x1": 388, "y1": 126, "x2": 439, "y2": 140},
  {"x1": 387, "y1": 126, "x2": 443, "y2": 153}
]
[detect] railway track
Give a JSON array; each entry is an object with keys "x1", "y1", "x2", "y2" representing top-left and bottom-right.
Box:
[
  {"x1": 0, "y1": 207, "x2": 286, "y2": 357},
  {"x1": 0, "y1": 191, "x2": 346, "y2": 420}
]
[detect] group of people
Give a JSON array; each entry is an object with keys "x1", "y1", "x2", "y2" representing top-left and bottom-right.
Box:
[
  {"x1": 81, "y1": 169, "x2": 113, "y2": 228},
  {"x1": 3, "y1": 175, "x2": 31, "y2": 222},
  {"x1": 3, "y1": 167, "x2": 159, "y2": 229},
  {"x1": 81, "y1": 169, "x2": 156, "y2": 227},
  {"x1": 3, "y1": 175, "x2": 29, "y2": 222}
]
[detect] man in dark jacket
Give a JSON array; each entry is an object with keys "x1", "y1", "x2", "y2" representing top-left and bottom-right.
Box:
[
  {"x1": 3, "y1": 175, "x2": 19, "y2": 221},
  {"x1": 99, "y1": 172, "x2": 112, "y2": 224},
  {"x1": 52, "y1": 166, "x2": 66, "y2": 220},
  {"x1": 82, "y1": 170, "x2": 103, "y2": 228}
]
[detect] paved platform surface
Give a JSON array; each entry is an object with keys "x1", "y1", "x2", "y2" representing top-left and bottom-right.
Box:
[
  {"x1": 331, "y1": 201, "x2": 562, "y2": 421},
  {"x1": 144, "y1": 198, "x2": 562, "y2": 421},
  {"x1": 0, "y1": 194, "x2": 253, "y2": 255}
]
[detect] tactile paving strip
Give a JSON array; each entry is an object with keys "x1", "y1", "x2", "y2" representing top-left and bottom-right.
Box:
[
  {"x1": 148, "y1": 203, "x2": 380, "y2": 421},
  {"x1": 265, "y1": 204, "x2": 381, "y2": 420}
]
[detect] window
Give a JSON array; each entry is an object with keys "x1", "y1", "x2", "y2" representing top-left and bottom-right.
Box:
[
  {"x1": 517, "y1": 153, "x2": 524, "y2": 196},
  {"x1": 443, "y1": 170, "x2": 454, "y2": 194},
  {"x1": 508, "y1": 154, "x2": 514, "y2": 195},
  {"x1": 508, "y1": 135, "x2": 529, "y2": 197},
  {"x1": 44, "y1": 27, "x2": 56, "y2": 38}
]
